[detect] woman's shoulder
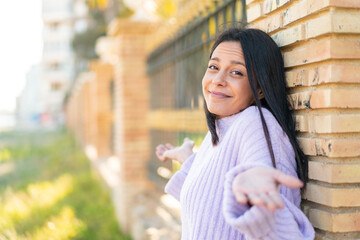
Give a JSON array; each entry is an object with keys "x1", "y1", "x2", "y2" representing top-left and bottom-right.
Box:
[
  {"x1": 233, "y1": 107, "x2": 296, "y2": 172},
  {"x1": 234, "y1": 106, "x2": 283, "y2": 134}
]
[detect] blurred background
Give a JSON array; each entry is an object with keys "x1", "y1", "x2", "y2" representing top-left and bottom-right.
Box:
[
  {"x1": 0, "y1": 1, "x2": 42, "y2": 130},
  {"x1": 0, "y1": 0, "x2": 246, "y2": 239}
]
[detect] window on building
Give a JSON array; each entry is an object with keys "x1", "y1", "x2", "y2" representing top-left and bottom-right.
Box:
[
  {"x1": 49, "y1": 22, "x2": 59, "y2": 31},
  {"x1": 51, "y1": 82, "x2": 63, "y2": 91},
  {"x1": 48, "y1": 62, "x2": 60, "y2": 70}
]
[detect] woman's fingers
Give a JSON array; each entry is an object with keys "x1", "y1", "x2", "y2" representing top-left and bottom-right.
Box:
[
  {"x1": 267, "y1": 190, "x2": 284, "y2": 209},
  {"x1": 247, "y1": 193, "x2": 264, "y2": 206},
  {"x1": 165, "y1": 143, "x2": 174, "y2": 150},
  {"x1": 156, "y1": 144, "x2": 165, "y2": 151},
  {"x1": 258, "y1": 192, "x2": 276, "y2": 210},
  {"x1": 155, "y1": 144, "x2": 169, "y2": 161},
  {"x1": 234, "y1": 191, "x2": 247, "y2": 204},
  {"x1": 273, "y1": 170, "x2": 303, "y2": 189},
  {"x1": 155, "y1": 139, "x2": 194, "y2": 164},
  {"x1": 242, "y1": 192, "x2": 284, "y2": 211},
  {"x1": 156, "y1": 143, "x2": 177, "y2": 160},
  {"x1": 183, "y1": 138, "x2": 195, "y2": 148}
]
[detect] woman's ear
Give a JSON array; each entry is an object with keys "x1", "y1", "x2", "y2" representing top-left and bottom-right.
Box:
[{"x1": 257, "y1": 89, "x2": 264, "y2": 99}]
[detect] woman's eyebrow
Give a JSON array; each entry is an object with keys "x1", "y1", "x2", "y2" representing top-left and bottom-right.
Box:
[
  {"x1": 210, "y1": 57, "x2": 220, "y2": 61},
  {"x1": 210, "y1": 57, "x2": 245, "y2": 67},
  {"x1": 231, "y1": 60, "x2": 245, "y2": 66}
]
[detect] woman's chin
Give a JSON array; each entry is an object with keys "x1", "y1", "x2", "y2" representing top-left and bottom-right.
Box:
[{"x1": 207, "y1": 108, "x2": 227, "y2": 118}]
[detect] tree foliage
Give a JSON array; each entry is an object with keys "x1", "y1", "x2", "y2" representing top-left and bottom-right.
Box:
[
  {"x1": 156, "y1": 0, "x2": 178, "y2": 19},
  {"x1": 72, "y1": 10, "x2": 106, "y2": 61},
  {"x1": 72, "y1": 1, "x2": 134, "y2": 62}
]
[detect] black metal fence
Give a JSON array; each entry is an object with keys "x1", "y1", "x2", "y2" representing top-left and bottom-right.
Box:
[{"x1": 147, "y1": 0, "x2": 247, "y2": 187}]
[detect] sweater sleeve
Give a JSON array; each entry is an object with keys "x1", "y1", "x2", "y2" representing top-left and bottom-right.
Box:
[
  {"x1": 223, "y1": 163, "x2": 315, "y2": 240},
  {"x1": 164, "y1": 153, "x2": 196, "y2": 201},
  {"x1": 222, "y1": 108, "x2": 315, "y2": 239}
]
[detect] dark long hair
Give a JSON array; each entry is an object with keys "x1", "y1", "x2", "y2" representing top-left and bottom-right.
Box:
[{"x1": 205, "y1": 28, "x2": 308, "y2": 183}]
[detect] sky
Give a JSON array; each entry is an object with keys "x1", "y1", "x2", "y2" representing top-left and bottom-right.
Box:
[{"x1": 0, "y1": 0, "x2": 43, "y2": 112}]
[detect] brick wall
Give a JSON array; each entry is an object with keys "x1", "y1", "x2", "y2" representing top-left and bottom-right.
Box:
[
  {"x1": 65, "y1": 67, "x2": 113, "y2": 159},
  {"x1": 246, "y1": 0, "x2": 360, "y2": 238},
  {"x1": 106, "y1": 19, "x2": 156, "y2": 233},
  {"x1": 89, "y1": 61, "x2": 114, "y2": 157},
  {"x1": 65, "y1": 73, "x2": 95, "y2": 147}
]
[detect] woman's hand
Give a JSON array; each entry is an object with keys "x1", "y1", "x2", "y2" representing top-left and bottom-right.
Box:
[
  {"x1": 232, "y1": 167, "x2": 303, "y2": 211},
  {"x1": 155, "y1": 138, "x2": 194, "y2": 164}
]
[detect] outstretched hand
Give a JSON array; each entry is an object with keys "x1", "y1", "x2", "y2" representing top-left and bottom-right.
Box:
[
  {"x1": 232, "y1": 167, "x2": 303, "y2": 211},
  {"x1": 155, "y1": 138, "x2": 194, "y2": 164}
]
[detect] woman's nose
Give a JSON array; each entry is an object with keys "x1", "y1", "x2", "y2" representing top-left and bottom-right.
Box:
[{"x1": 212, "y1": 72, "x2": 226, "y2": 85}]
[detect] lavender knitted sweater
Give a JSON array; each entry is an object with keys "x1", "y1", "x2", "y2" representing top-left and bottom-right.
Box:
[{"x1": 165, "y1": 106, "x2": 315, "y2": 240}]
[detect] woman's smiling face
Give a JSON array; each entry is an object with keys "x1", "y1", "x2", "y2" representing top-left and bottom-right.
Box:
[{"x1": 202, "y1": 41, "x2": 255, "y2": 118}]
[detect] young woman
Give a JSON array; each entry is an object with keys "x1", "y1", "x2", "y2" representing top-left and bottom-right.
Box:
[{"x1": 156, "y1": 28, "x2": 315, "y2": 240}]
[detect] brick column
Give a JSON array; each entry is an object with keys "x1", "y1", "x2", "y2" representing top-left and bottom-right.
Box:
[
  {"x1": 89, "y1": 61, "x2": 114, "y2": 158},
  {"x1": 78, "y1": 73, "x2": 95, "y2": 147},
  {"x1": 108, "y1": 19, "x2": 155, "y2": 233},
  {"x1": 247, "y1": 0, "x2": 360, "y2": 239}
]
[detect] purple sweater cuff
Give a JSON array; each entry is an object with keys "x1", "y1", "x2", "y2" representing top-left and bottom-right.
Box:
[
  {"x1": 164, "y1": 153, "x2": 196, "y2": 201},
  {"x1": 165, "y1": 169, "x2": 187, "y2": 201}
]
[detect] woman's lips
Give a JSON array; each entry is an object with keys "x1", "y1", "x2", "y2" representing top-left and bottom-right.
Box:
[{"x1": 209, "y1": 91, "x2": 230, "y2": 99}]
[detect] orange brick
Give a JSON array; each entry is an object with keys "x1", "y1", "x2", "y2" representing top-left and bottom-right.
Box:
[
  {"x1": 250, "y1": 11, "x2": 283, "y2": 33},
  {"x1": 286, "y1": 63, "x2": 360, "y2": 87},
  {"x1": 329, "y1": 0, "x2": 360, "y2": 8},
  {"x1": 290, "y1": 89, "x2": 360, "y2": 109},
  {"x1": 289, "y1": 91, "x2": 312, "y2": 110},
  {"x1": 309, "y1": 208, "x2": 360, "y2": 232},
  {"x1": 247, "y1": 2, "x2": 263, "y2": 22},
  {"x1": 283, "y1": 38, "x2": 360, "y2": 68},
  {"x1": 306, "y1": 11, "x2": 360, "y2": 39},
  {"x1": 286, "y1": 68, "x2": 309, "y2": 87},
  {"x1": 295, "y1": 114, "x2": 360, "y2": 133},
  {"x1": 299, "y1": 137, "x2": 360, "y2": 158},
  {"x1": 312, "y1": 89, "x2": 360, "y2": 108},
  {"x1": 263, "y1": 0, "x2": 291, "y2": 14},
  {"x1": 308, "y1": 161, "x2": 360, "y2": 183},
  {"x1": 314, "y1": 234, "x2": 329, "y2": 240},
  {"x1": 149, "y1": 109, "x2": 207, "y2": 132},
  {"x1": 303, "y1": 182, "x2": 360, "y2": 207},
  {"x1": 331, "y1": 37, "x2": 360, "y2": 59},
  {"x1": 313, "y1": 114, "x2": 360, "y2": 133},
  {"x1": 284, "y1": 38, "x2": 331, "y2": 68},
  {"x1": 283, "y1": 0, "x2": 330, "y2": 26},
  {"x1": 309, "y1": 64, "x2": 360, "y2": 85},
  {"x1": 305, "y1": 14, "x2": 333, "y2": 39},
  {"x1": 246, "y1": 0, "x2": 260, "y2": 5},
  {"x1": 272, "y1": 23, "x2": 305, "y2": 47}
]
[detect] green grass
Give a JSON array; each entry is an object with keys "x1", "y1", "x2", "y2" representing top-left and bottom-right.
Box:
[{"x1": 0, "y1": 130, "x2": 131, "y2": 240}]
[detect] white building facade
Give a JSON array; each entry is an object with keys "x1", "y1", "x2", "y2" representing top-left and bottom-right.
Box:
[
  {"x1": 41, "y1": 0, "x2": 88, "y2": 127},
  {"x1": 17, "y1": 0, "x2": 89, "y2": 130},
  {"x1": 16, "y1": 64, "x2": 46, "y2": 129}
]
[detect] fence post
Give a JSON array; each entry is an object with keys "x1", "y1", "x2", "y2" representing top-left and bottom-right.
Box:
[{"x1": 107, "y1": 18, "x2": 155, "y2": 233}]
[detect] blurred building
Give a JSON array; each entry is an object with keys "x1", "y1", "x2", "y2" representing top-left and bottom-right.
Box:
[
  {"x1": 16, "y1": 64, "x2": 46, "y2": 130},
  {"x1": 0, "y1": 111, "x2": 16, "y2": 131},
  {"x1": 40, "y1": 0, "x2": 88, "y2": 128}
]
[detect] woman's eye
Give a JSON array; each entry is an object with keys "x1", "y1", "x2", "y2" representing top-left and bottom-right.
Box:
[
  {"x1": 208, "y1": 65, "x2": 218, "y2": 70},
  {"x1": 231, "y1": 70, "x2": 243, "y2": 76}
]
